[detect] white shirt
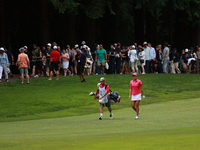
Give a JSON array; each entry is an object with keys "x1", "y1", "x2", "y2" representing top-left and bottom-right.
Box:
[
  {"x1": 98, "y1": 84, "x2": 108, "y2": 104},
  {"x1": 139, "y1": 51, "x2": 145, "y2": 60},
  {"x1": 128, "y1": 49, "x2": 138, "y2": 62},
  {"x1": 143, "y1": 47, "x2": 151, "y2": 60},
  {"x1": 149, "y1": 47, "x2": 156, "y2": 59}
]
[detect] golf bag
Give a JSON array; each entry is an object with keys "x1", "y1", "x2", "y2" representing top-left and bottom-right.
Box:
[{"x1": 108, "y1": 91, "x2": 120, "y2": 105}]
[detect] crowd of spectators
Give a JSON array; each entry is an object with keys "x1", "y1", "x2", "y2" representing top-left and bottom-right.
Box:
[{"x1": 0, "y1": 40, "x2": 200, "y2": 83}]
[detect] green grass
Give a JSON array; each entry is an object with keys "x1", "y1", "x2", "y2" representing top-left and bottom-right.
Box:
[
  {"x1": 1, "y1": 74, "x2": 200, "y2": 122},
  {"x1": 0, "y1": 98, "x2": 199, "y2": 150}
]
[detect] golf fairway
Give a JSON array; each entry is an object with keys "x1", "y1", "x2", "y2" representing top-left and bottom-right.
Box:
[{"x1": 0, "y1": 98, "x2": 200, "y2": 150}]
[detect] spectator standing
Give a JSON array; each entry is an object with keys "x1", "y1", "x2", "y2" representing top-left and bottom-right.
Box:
[
  {"x1": 35, "y1": 47, "x2": 44, "y2": 77},
  {"x1": 48, "y1": 46, "x2": 61, "y2": 80},
  {"x1": 121, "y1": 46, "x2": 128, "y2": 74},
  {"x1": 5, "y1": 47, "x2": 14, "y2": 78},
  {"x1": 75, "y1": 49, "x2": 87, "y2": 82},
  {"x1": 169, "y1": 45, "x2": 174, "y2": 73},
  {"x1": 66, "y1": 45, "x2": 74, "y2": 76},
  {"x1": 0, "y1": 47, "x2": 9, "y2": 83},
  {"x1": 82, "y1": 45, "x2": 93, "y2": 75},
  {"x1": 115, "y1": 43, "x2": 122, "y2": 74},
  {"x1": 181, "y1": 49, "x2": 192, "y2": 73},
  {"x1": 143, "y1": 41, "x2": 151, "y2": 73},
  {"x1": 155, "y1": 45, "x2": 163, "y2": 73},
  {"x1": 196, "y1": 46, "x2": 200, "y2": 73},
  {"x1": 128, "y1": 45, "x2": 138, "y2": 73},
  {"x1": 46, "y1": 43, "x2": 53, "y2": 77},
  {"x1": 95, "y1": 44, "x2": 107, "y2": 75},
  {"x1": 107, "y1": 44, "x2": 115, "y2": 74},
  {"x1": 62, "y1": 49, "x2": 70, "y2": 76},
  {"x1": 92, "y1": 44, "x2": 100, "y2": 75},
  {"x1": 17, "y1": 47, "x2": 30, "y2": 84},
  {"x1": 148, "y1": 43, "x2": 156, "y2": 73},
  {"x1": 162, "y1": 42, "x2": 170, "y2": 74},
  {"x1": 172, "y1": 48, "x2": 181, "y2": 74},
  {"x1": 138, "y1": 45, "x2": 145, "y2": 74}
]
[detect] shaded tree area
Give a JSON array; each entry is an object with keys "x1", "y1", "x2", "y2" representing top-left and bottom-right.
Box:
[{"x1": 1, "y1": 0, "x2": 200, "y2": 55}]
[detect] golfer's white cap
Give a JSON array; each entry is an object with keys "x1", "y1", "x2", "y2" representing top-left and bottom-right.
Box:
[{"x1": 100, "y1": 77, "x2": 105, "y2": 81}]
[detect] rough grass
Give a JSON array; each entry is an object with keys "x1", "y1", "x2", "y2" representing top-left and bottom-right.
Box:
[{"x1": 0, "y1": 74, "x2": 200, "y2": 122}]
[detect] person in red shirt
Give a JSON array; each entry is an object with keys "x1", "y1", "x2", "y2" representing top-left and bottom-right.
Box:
[
  {"x1": 129, "y1": 73, "x2": 145, "y2": 120},
  {"x1": 48, "y1": 46, "x2": 61, "y2": 80}
]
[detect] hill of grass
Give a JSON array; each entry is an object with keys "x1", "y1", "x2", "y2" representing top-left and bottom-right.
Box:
[{"x1": 0, "y1": 74, "x2": 200, "y2": 122}]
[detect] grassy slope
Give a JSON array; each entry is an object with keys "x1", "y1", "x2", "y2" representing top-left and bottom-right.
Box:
[
  {"x1": 0, "y1": 98, "x2": 199, "y2": 150},
  {"x1": 1, "y1": 74, "x2": 200, "y2": 122}
]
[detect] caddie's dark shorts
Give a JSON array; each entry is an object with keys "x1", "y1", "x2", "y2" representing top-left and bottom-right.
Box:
[
  {"x1": 100, "y1": 101, "x2": 111, "y2": 107},
  {"x1": 77, "y1": 65, "x2": 84, "y2": 75},
  {"x1": 50, "y1": 61, "x2": 59, "y2": 71}
]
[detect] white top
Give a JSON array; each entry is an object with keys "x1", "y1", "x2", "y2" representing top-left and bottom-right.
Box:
[
  {"x1": 138, "y1": 51, "x2": 145, "y2": 60},
  {"x1": 143, "y1": 47, "x2": 151, "y2": 60},
  {"x1": 128, "y1": 49, "x2": 138, "y2": 62},
  {"x1": 150, "y1": 47, "x2": 156, "y2": 59},
  {"x1": 99, "y1": 85, "x2": 108, "y2": 104}
]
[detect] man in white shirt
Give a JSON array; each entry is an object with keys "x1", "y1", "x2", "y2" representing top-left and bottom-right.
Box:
[
  {"x1": 143, "y1": 42, "x2": 151, "y2": 73},
  {"x1": 148, "y1": 43, "x2": 156, "y2": 73},
  {"x1": 162, "y1": 42, "x2": 170, "y2": 74}
]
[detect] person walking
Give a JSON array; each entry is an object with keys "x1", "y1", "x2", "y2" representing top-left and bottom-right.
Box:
[
  {"x1": 0, "y1": 47, "x2": 9, "y2": 83},
  {"x1": 94, "y1": 77, "x2": 113, "y2": 120},
  {"x1": 95, "y1": 44, "x2": 107, "y2": 75},
  {"x1": 48, "y1": 46, "x2": 61, "y2": 80},
  {"x1": 17, "y1": 47, "x2": 30, "y2": 84},
  {"x1": 75, "y1": 49, "x2": 87, "y2": 82},
  {"x1": 129, "y1": 73, "x2": 145, "y2": 120}
]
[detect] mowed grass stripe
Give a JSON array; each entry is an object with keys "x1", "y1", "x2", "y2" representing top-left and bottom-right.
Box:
[{"x1": 0, "y1": 98, "x2": 199, "y2": 139}]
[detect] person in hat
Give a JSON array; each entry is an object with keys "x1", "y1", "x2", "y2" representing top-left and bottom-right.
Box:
[
  {"x1": 172, "y1": 48, "x2": 181, "y2": 74},
  {"x1": 48, "y1": 46, "x2": 61, "y2": 80},
  {"x1": 143, "y1": 41, "x2": 151, "y2": 73},
  {"x1": 17, "y1": 47, "x2": 30, "y2": 84},
  {"x1": 129, "y1": 73, "x2": 145, "y2": 120},
  {"x1": 0, "y1": 47, "x2": 9, "y2": 83},
  {"x1": 46, "y1": 43, "x2": 53, "y2": 77},
  {"x1": 94, "y1": 77, "x2": 113, "y2": 120},
  {"x1": 181, "y1": 48, "x2": 192, "y2": 73},
  {"x1": 75, "y1": 49, "x2": 87, "y2": 82},
  {"x1": 138, "y1": 45, "x2": 145, "y2": 74}
]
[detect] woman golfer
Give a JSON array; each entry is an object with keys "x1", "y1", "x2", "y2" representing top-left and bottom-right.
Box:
[{"x1": 129, "y1": 73, "x2": 145, "y2": 119}]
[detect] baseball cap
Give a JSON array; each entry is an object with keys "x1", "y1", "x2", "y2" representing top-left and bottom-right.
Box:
[
  {"x1": 47, "y1": 43, "x2": 51, "y2": 47},
  {"x1": 131, "y1": 45, "x2": 135, "y2": 49},
  {"x1": 83, "y1": 45, "x2": 87, "y2": 49},
  {"x1": 53, "y1": 46, "x2": 57, "y2": 49},
  {"x1": 81, "y1": 41, "x2": 86, "y2": 45},
  {"x1": 66, "y1": 45, "x2": 70, "y2": 48},
  {"x1": 0, "y1": 47, "x2": 5, "y2": 51},
  {"x1": 76, "y1": 49, "x2": 81, "y2": 53},
  {"x1": 100, "y1": 77, "x2": 105, "y2": 81},
  {"x1": 117, "y1": 42, "x2": 121, "y2": 46},
  {"x1": 24, "y1": 46, "x2": 28, "y2": 49},
  {"x1": 75, "y1": 44, "x2": 79, "y2": 48},
  {"x1": 185, "y1": 48, "x2": 189, "y2": 53},
  {"x1": 132, "y1": 73, "x2": 137, "y2": 76},
  {"x1": 114, "y1": 43, "x2": 117, "y2": 46},
  {"x1": 143, "y1": 41, "x2": 148, "y2": 45},
  {"x1": 19, "y1": 47, "x2": 25, "y2": 52}
]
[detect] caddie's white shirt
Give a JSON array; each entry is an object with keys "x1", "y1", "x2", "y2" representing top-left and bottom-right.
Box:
[{"x1": 98, "y1": 83, "x2": 109, "y2": 104}]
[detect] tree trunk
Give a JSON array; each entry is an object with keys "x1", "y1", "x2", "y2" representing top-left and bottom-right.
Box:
[{"x1": 0, "y1": 0, "x2": 6, "y2": 45}]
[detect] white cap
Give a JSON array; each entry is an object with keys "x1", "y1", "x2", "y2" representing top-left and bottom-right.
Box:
[
  {"x1": 143, "y1": 41, "x2": 148, "y2": 45},
  {"x1": 131, "y1": 45, "x2": 135, "y2": 49},
  {"x1": 24, "y1": 46, "x2": 28, "y2": 49},
  {"x1": 75, "y1": 44, "x2": 79, "y2": 48},
  {"x1": 0, "y1": 47, "x2": 5, "y2": 51},
  {"x1": 47, "y1": 43, "x2": 51, "y2": 47},
  {"x1": 19, "y1": 47, "x2": 25, "y2": 52},
  {"x1": 83, "y1": 45, "x2": 87, "y2": 49},
  {"x1": 185, "y1": 48, "x2": 189, "y2": 53},
  {"x1": 100, "y1": 77, "x2": 105, "y2": 81},
  {"x1": 53, "y1": 46, "x2": 57, "y2": 49}
]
